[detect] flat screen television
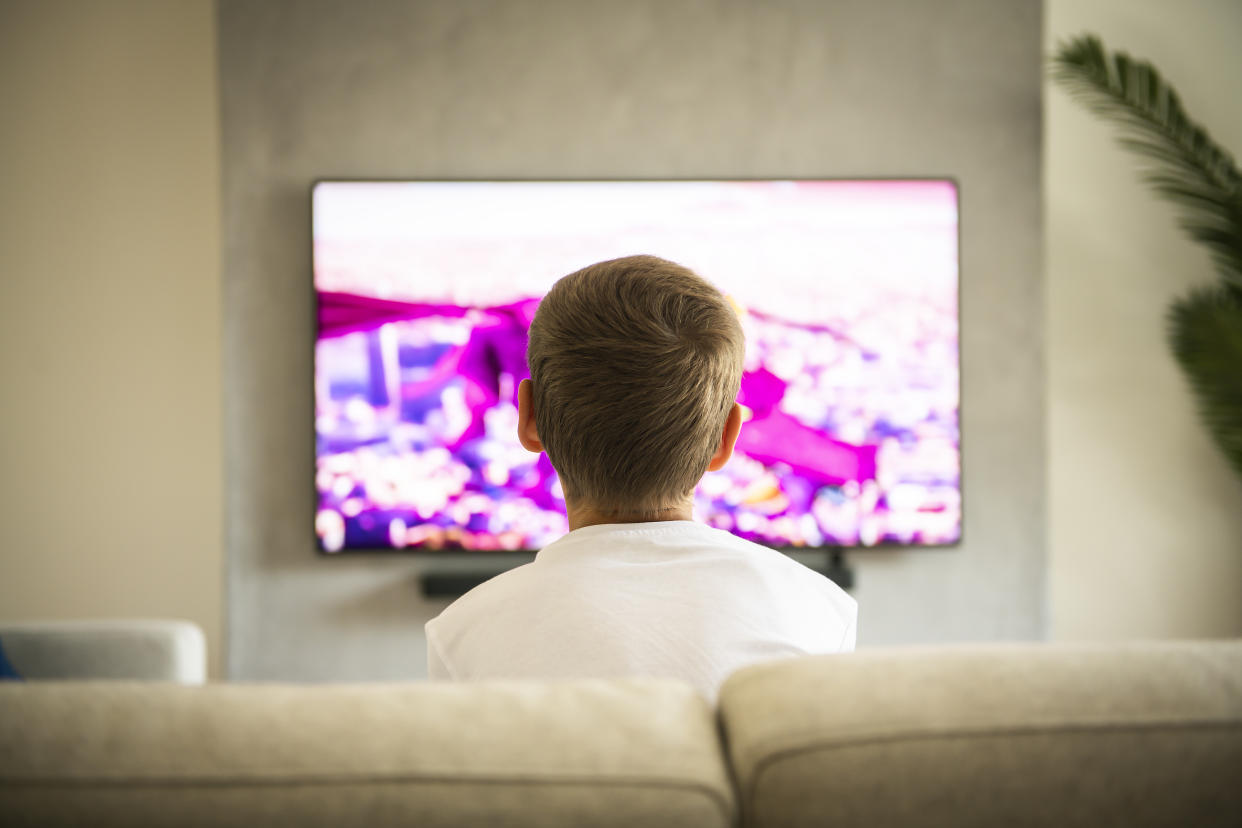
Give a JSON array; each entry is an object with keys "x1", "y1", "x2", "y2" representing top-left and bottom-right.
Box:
[{"x1": 313, "y1": 180, "x2": 960, "y2": 553}]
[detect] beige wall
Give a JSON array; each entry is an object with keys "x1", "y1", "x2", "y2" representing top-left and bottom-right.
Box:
[
  {"x1": 0, "y1": 1, "x2": 223, "y2": 675},
  {"x1": 1046, "y1": 0, "x2": 1242, "y2": 639}
]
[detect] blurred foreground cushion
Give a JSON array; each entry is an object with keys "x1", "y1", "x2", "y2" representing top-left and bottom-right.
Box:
[
  {"x1": 719, "y1": 641, "x2": 1242, "y2": 828},
  {"x1": 0, "y1": 677, "x2": 733, "y2": 828}
]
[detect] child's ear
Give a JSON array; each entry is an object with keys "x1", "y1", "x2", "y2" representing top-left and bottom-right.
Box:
[
  {"x1": 706, "y1": 403, "x2": 743, "y2": 472},
  {"x1": 516, "y1": 378, "x2": 544, "y2": 453}
]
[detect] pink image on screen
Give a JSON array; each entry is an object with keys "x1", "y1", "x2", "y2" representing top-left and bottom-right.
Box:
[{"x1": 313, "y1": 180, "x2": 960, "y2": 552}]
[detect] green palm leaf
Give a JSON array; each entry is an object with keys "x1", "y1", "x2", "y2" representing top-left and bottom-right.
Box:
[
  {"x1": 1168, "y1": 286, "x2": 1242, "y2": 482},
  {"x1": 1052, "y1": 34, "x2": 1242, "y2": 485},
  {"x1": 1051, "y1": 35, "x2": 1242, "y2": 289}
]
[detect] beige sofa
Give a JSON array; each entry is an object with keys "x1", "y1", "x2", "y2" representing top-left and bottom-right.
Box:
[{"x1": 2, "y1": 641, "x2": 1239, "y2": 827}]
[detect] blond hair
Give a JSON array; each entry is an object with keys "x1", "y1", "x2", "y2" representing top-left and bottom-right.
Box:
[{"x1": 526, "y1": 255, "x2": 744, "y2": 514}]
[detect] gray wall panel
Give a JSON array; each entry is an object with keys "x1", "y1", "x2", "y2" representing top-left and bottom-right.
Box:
[{"x1": 221, "y1": 0, "x2": 1044, "y2": 680}]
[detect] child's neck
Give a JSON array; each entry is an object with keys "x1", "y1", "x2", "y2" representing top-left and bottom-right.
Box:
[{"x1": 566, "y1": 500, "x2": 694, "y2": 531}]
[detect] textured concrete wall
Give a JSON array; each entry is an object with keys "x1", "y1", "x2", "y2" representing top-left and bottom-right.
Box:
[{"x1": 220, "y1": 0, "x2": 1045, "y2": 680}]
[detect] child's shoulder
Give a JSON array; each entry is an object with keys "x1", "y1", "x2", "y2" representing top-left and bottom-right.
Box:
[
  {"x1": 691, "y1": 524, "x2": 855, "y2": 600},
  {"x1": 427, "y1": 559, "x2": 541, "y2": 626}
]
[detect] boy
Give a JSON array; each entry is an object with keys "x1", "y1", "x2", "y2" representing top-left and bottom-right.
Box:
[{"x1": 425, "y1": 255, "x2": 856, "y2": 699}]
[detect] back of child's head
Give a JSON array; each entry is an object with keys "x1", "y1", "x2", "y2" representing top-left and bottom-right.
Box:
[{"x1": 526, "y1": 254, "x2": 745, "y2": 515}]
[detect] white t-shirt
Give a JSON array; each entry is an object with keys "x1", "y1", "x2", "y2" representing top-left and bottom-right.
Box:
[{"x1": 424, "y1": 520, "x2": 857, "y2": 699}]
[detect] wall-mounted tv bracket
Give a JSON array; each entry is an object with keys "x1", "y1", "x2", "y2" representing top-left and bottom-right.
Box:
[
  {"x1": 817, "y1": 548, "x2": 854, "y2": 591},
  {"x1": 420, "y1": 548, "x2": 855, "y2": 598},
  {"x1": 420, "y1": 570, "x2": 517, "y2": 598}
]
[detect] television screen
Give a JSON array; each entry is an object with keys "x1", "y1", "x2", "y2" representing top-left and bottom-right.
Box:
[{"x1": 313, "y1": 180, "x2": 960, "y2": 553}]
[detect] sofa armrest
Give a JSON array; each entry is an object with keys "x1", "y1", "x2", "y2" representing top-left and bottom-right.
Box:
[{"x1": 0, "y1": 619, "x2": 206, "y2": 683}]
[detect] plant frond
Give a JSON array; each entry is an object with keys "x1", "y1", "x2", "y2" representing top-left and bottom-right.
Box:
[
  {"x1": 1052, "y1": 35, "x2": 1242, "y2": 279},
  {"x1": 1167, "y1": 284, "x2": 1242, "y2": 481},
  {"x1": 1057, "y1": 35, "x2": 1242, "y2": 489}
]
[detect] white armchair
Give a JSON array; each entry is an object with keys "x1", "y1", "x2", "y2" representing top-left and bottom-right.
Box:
[{"x1": 0, "y1": 620, "x2": 205, "y2": 684}]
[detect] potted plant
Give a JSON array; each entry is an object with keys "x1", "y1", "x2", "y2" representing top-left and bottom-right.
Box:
[{"x1": 1052, "y1": 34, "x2": 1242, "y2": 485}]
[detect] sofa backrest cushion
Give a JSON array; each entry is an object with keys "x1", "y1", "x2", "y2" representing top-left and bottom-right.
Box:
[
  {"x1": 0, "y1": 678, "x2": 734, "y2": 827},
  {"x1": 718, "y1": 641, "x2": 1242, "y2": 828}
]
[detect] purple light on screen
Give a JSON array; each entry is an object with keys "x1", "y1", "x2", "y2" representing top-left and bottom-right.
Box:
[{"x1": 313, "y1": 180, "x2": 960, "y2": 552}]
